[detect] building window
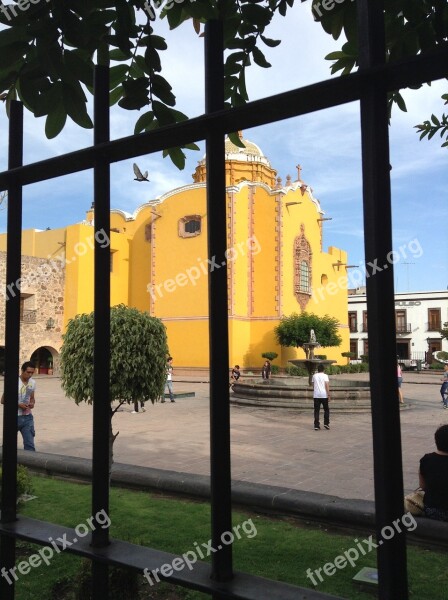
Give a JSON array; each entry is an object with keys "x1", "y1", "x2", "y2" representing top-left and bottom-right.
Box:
[
  {"x1": 428, "y1": 308, "x2": 441, "y2": 331},
  {"x1": 179, "y1": 215, "x2": 201, "y2": 238},
  {"x1": 350, "y1": 340, "x2": 358, "y2": 358},
  {"x1": 293, "y1": 224, "x2": 312, "y2": 309},
  {"x1": 362, "y1": 311, "x2": 368, "y2": 333},
  {"x1": 363, "y1": 340, "x2": 369, "y2": 359},
  {"x1": 299, "y1": 261, "x2": 310, "y2": 293},
  {"x1": 20, "y1": 294, "x2": 36, "y2": 323},
  {"x1": 395, "y1": 310, "x2": 409, "y2": 333},
  {"x1": 348, "y1": 311, "x2": 357, "y2": 333}
]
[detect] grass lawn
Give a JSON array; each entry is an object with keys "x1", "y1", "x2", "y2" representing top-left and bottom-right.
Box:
[{"x1": 10, "y1": 475, "x2": 448, "y2": 599}]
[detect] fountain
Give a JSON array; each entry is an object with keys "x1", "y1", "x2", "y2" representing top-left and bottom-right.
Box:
[
  {"x1": 231, "y1": 330, "x2": 372, "y2": 412},
  {"x1": 289, "y1": 329, "x2": 336, "y2": 385}
]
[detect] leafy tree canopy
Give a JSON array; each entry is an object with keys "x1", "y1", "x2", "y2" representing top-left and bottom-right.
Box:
[
  {"x1": 312, "y1": 0, "x2": 448, "y2": 147},
  {"x1": 0, "y1": 0, "x2": 446, "y2": 168},
  {"x1": 275, "y1": 312, "x2": 342, "y2": 350},
  {"x1": 60, "y1": 304, "x2": 168, "y2": 406},
  {"x1": 441, "y1": 321, "x2": 448, "y2": 342}
]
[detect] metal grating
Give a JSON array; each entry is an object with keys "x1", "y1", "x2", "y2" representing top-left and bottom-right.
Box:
[{"x1": 1, "y1": 2, "x2": 447, "y2": 599}]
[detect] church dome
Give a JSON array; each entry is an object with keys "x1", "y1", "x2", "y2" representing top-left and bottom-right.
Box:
[
  {"x1": 193, "y1": 131, "x2": 276, "y2": 186},
  {"x1": 198, "y1": 132, "x2": 272, "y2": 167}
]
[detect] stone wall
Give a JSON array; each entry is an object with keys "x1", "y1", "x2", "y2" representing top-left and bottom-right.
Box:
[{"x1": 0, "y1": 251, "x2": 65, "y2": 371}]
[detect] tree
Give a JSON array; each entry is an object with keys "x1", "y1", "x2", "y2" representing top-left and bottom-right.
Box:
[
  {"x1": 312, "y1": 0, "x2": 448, "y2": 148},
  {"x1": 0, "y1": 0, "x2": 291, "y2": 166},
  {"x1": 0, "y1": 0, "x2": 445, "y2": 165},
  {"x1": 441, "y1": 321, "x2": 448, "y2": 341},
  {"x1": 60, "y1": 304, "x2": 168, "y2": 470},
  {"x1": 261, "y1": 351, "x2": 278, "y2": 362},
  {"x1": 274, "y1": 312, "x2": 342, "y2": 355}
]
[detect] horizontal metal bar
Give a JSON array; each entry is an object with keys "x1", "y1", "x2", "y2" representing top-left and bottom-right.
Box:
[
  {"x1": 0, "y1": 516, "x2": 341, "y2": 600},
  {"x1": 0, "y1": 45, "x2": 446, "y2": 191}
]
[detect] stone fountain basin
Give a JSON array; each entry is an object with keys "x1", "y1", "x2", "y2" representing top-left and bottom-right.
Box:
[{"x1": 231, "y1": 377, "x2": 371, "y2": 412}]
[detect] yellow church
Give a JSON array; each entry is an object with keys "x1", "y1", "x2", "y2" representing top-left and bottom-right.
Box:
[{"x1": 0, "y1": 134, "x2": 349, "y2": 372}]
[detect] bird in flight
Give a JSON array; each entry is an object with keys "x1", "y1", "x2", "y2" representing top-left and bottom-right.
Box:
[{"x1": 133, "y1": 163, "x2": 149, "y2": 182}]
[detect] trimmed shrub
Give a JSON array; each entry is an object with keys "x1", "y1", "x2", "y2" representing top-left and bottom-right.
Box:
[
  {"x1": 285, "y1": 365, "x2": 308, "y2": 377},
  {"x1": 271, "y1": 365, "x2": 280, "y2": 375},
  {"x1": 0, "y1": 465, "x2": 34, "y2": 500},
  {"x1": 262, "y1": 352, "x2": 278, "y2": 362}
]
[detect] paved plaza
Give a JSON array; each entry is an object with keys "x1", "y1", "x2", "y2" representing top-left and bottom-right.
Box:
[{"x1": 1, "y1": 371, "x2": 446, "y2": 501}]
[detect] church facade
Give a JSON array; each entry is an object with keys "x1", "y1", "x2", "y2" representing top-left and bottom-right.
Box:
[{"x1": 0, "y1": 135, "x2": 349, "y2": 370}]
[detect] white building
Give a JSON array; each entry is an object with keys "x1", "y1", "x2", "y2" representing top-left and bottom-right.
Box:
[{"x1": 348, "y1": 288, "x2": 448, "y2": 364}]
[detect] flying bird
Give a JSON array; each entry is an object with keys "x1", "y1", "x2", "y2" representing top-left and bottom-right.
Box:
[{"x1": 133, "y1": 163, "x2": 149, "y2": 182}]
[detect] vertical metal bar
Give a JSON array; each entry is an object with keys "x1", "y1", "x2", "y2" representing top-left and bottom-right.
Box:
[
  {"x1": 205, "y1": 20, "x2": 233, "y2": 584},
  {"x1": 0, "y1": 100, "x2": 23, "y2": 600},
  {"x1": 357, "y1": 1, "x2": 408, "y2": 598},
  {"x1": 91, "y1": 64, "x2": 111, "y2": 598}
]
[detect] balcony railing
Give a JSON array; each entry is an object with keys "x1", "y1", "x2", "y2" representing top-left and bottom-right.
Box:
[
  {"x1": 349, "y1": 324, "x2": 358, "y2": 333},
  {"x1": 362, "y1": 324, "x2": 368, "y2": 333},
  {"x1": 20, "y1": 310, "x2": 37, "y2": 324},
  {"x1": 396, "y1": 324, "x2": 412, "y2": 333}
]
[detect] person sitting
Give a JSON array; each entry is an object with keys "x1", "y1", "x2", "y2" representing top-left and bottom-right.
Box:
[
  {"x1": 229, "y1": 365, "x2": 241, "y2": 388},
  {"x1": 419, "y1": 424, "x2": 448, "y2": 521}
]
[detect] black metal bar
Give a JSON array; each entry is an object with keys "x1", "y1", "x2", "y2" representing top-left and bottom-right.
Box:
[
  {"x1": 205, "y1": 20, "x2": 233, "y2": 585},
  {"x1": 0, "y1": 100, "x2": 23, "y2": 600},
  {"x1": 0, "y1": 45, "x2": 446, "y2": 190},
  {"x1": 357, "y1": 1, "x2": 408, "y2": 598},
  {"x1": 0, "y1": 516, "x2": 343, "y2": 599},
  {"x1": 91, "y1": 64, "x2": 111, "y2": 598}
]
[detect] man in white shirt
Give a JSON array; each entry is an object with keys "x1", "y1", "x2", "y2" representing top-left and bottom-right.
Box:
[
  {"x1": 312, "y1": 364, "x2": 330, "y2": 431},
  {"x1": 1, "y1": 361, "x2": 37, "y2": 450}
]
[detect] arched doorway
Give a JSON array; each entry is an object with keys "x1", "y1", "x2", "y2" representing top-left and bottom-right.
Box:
[{"x1": 30, "y1": 347, "x2": 57, "y2": 375}]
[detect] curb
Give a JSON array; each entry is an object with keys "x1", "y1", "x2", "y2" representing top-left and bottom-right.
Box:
[{"x1": 5, "y1": 449, "x2": 448, "y2": 551}]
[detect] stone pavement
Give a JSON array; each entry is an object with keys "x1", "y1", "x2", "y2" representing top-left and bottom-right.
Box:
[{"x1": 0, "y1": 371, "x2": 446, "y2": 502}]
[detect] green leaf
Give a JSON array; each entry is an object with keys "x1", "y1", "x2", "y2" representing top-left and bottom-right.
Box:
[
  {"x1": 166, "y1": 146, "x2": 186, "y2": 170},
  {"x1": 134, "y1": 110, "x2": 155, "y2": 134},
  {"x1": 260, "y1": 34, "x2": 281, "y2": 48},
  {"x1": 252, "y1": 46, "x2": 271, "y2": 68},
  {"x1": 45, "y1": 104, "x2": 67, "y2": 139},
  {"x1": 228, "y1": 131, "x2": 246, "y2": 148},
  {"x1": 109, "y1": 64, "x2": 128, "y2": 89}
]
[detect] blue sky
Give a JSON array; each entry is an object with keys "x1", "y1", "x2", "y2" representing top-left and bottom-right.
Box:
[{"x1": 0, "y1": 3, "x2": 447, "y2": 293}]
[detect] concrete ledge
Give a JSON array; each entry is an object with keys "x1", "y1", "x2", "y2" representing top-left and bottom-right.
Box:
[{"x1": 4, "y1": 449, "x2": 448, "y2": 551}]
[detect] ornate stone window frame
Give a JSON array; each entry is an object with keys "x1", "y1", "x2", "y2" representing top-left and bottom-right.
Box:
[
  {"x1": 178, "y1": 215, "x2": 202, "y2": 238},
  {"x1": 294, "y1": 224, "x2": 312, "y2": 309}
]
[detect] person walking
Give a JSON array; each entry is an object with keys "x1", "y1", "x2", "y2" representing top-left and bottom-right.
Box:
[
  {"x1": 162, "y1": 356, "x2": 175, "y2": 403},
  {"x1": 1, "y1": 361, "x2": 37, "y2": 450},
  {"x1": 441, "y1": 365, "x2": 448, "y2": 408},
  {"x1": 312, "y1": 364, "x2": 330, "y2": 431},
  {"x1": 131, "y1": 400, "x2": 145, "y2": 414},
  {"x1": 397, "y1": 361, "x2": 404, "y2": 404}
]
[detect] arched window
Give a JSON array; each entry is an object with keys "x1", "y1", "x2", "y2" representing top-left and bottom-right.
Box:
[
  {"x1": 300, "y1": 260, "x2": 310, "y2": 293},
  {"x1": 179, "y1": 215, "x2": 202, "y2": 238},
  {"x1": 293, "y1": 224, "x2": 312, "y2": 309}
]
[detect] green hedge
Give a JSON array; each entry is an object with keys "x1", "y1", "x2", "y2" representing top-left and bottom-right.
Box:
[{"x1": 0, "y1": 465, "x2": 34, "y2": 500}]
